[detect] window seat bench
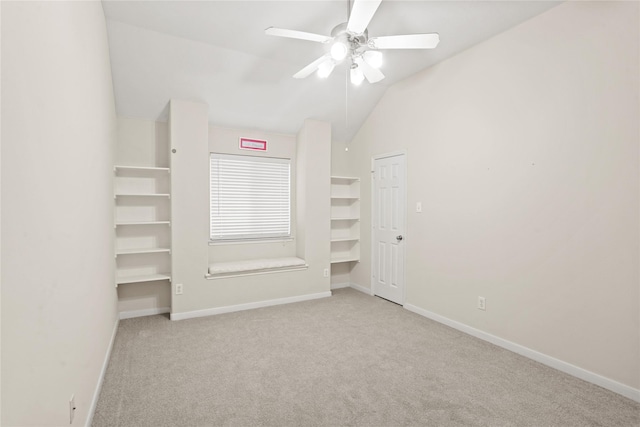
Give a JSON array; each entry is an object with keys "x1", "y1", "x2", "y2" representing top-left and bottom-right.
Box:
[{"x1": 205, "y1": 257, "x2": 308, "y2": 279}]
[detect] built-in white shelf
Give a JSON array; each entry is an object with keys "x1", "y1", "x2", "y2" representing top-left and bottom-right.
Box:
[
  {"x1": 115, "y1": 193, "x2": 170, "y2": 198},
  {"x1": 331, "y1": 256, "x2": 360, "y2": 264},
  {"x1": 114, "y1": 161, "x2": 171, "y2": 288},
  {"x1": 116, "y1": 273, "x2": 171, "y2": 285},
  {"x1": 116, "y1": 248, "x2": 171, "y2": 256},
  {"x1": 114, "y1": 165, "x2": 170, "y2": 173},
  {"x1": 330, "y1": 176, "x2": 360, "y2": 267},
  {"x1": 330, "y1": 176, "x2": 360, "y2": 182},
  {"x1": 115, "y1": 221, "x2": 170, "y2": 226}
]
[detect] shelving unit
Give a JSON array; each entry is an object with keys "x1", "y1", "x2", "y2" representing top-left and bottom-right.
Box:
[
  {"x1": 116, "y1": 247, "x2": 171, "y2": 256},
  {"x1": 330, "y1": 176, "x2": 360, "y2": 265},
  {"x1": 114, "y1": 165, "x2": 171, "y2": 287},
  {"x1": 115, "y1": 273, "x2": 172, "y2": 285},
  {"x1": 330, "y1": 237, "x2": 359, "y2": 243},
  {"x1": 115, "y1": 165, "x2": 170, "y2": 173},
  {"x1": 115, "y1": 221, "x2": 171, "y2": 226},
  {"x1": 114, "y1": 193, "x2": 171, "y2": 198}
]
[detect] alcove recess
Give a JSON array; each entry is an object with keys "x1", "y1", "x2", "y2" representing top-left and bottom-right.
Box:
[
  {"x1": 114, "y1": 118, "x2": 171, "y2": 317},
  {"x1": 330, "y1": 176, "x2": 360, "y2": 287}
]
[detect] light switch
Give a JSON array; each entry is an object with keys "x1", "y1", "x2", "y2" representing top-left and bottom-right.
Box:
[{"x1": 416, "y1": 202, "x2": 422, "y2": 213}]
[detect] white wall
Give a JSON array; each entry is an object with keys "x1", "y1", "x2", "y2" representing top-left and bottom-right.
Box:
[
  {"x1": 116, "y1": 117, "x2": 169, "y2": 168},
  {"x1": 169, "y1": 100, "x2": 210, "y2": 314},
  {"x1": 331, "y1": 140, "x2": 350, "y2": 178},
  {"x1": 1, "y1": 2, "x2": 3, "y2": 421},
  {"x1": 296, "y1": 119, "x2": 332, "y2": 288},
  {"x1": 348, "y1": 1, "x2": 639, "y2": 391},
  {"x1": 1, "y1": 1, "x2": 119, "y2": 425}
]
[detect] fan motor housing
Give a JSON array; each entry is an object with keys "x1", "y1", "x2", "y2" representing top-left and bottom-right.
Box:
[{"x1": 331, "y1": 22, "x2": 368, "y2": 46}]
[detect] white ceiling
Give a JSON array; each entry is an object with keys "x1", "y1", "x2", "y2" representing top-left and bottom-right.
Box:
[{"x1": 102, "y1": 0, "x2": 561, "y2": 142}]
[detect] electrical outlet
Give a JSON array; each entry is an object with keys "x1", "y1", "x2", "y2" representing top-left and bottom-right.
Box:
[
  {"x1": 69, "y1": 394, "x2": 76, "y2": 424},
  {"x1": 323, "y1": 268, "x2": 329, "y2": 278},
  {"x1": 175, "y1": 284, "x2": 183, "y2": 295},
  {"x1": 477, "y1": 296, "x2": 486, "y2": 311}
]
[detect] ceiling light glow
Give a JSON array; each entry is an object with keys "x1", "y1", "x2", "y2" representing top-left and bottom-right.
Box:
[
  {"x1": 330, "y1": 41, "x2": 349, "y2": 61},
  {"x1": 350, "y1": 66, "x2": 364, "y2": 85}
]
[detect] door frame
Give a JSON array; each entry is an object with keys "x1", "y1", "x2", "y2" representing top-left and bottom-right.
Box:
[{"x1": 370, "y1": 150, "x2": 408, "y2": 305}]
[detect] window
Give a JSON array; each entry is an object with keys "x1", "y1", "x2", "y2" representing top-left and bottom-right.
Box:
[{"x1": 210, "y1": 153, "x2": 291, "y2": 241}]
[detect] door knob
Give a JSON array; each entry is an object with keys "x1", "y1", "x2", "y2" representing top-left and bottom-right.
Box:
[{"x1": 396, "y1": 235, "x2": 403, "y2": 241}]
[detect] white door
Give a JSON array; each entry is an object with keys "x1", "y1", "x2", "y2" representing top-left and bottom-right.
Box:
[{"x1": 372, "y1": 153, "x2": 406, "y2": 304}]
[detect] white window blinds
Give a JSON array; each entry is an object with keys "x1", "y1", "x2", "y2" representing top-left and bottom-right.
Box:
[{"x1": 210, "y1": 153, "x2": 291, "y2": 241}]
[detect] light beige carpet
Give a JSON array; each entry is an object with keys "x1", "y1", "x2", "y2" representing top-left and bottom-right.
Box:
[{"x1": 93, "y1": 288, "x2": 639, "y2": 426}]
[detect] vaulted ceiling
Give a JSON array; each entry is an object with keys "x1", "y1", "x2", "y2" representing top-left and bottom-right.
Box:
[{"x1": 102, "y1": 1, "x2": 561, "y2": 142}]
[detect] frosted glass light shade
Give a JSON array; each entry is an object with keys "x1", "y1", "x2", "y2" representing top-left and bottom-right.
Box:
[
  {"x1": 330, "y1": 42, "x2": 349, "y2": 61},
  {"x1": 350, "y1": 67, "x2": 364, "y2": 85}
]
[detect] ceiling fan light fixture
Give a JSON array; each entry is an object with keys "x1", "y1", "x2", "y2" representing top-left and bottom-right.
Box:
[
  {"x1": 350, "y1": 66, "x2": 364, "y2": 85},
  {"x1": 363, "y1": 50, "x2": 383, "y2": 69},
  {"x1": 266, "y1": 0, "x2": 439, "y2": 84},
  {"x1": 330, "y1": 40, "x2": 349, "y2": 61},
  {"x1": 317, "y1": 61, "x2": 335, "y2": 78}
]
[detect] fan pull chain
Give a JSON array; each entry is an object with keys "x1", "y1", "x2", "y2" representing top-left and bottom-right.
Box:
[
  {"x1": 345, "y1": 68, "x2": 348, "y2": 130},
  {"x1": 344, "y1": 0, "x2": 352, "y2": 152},
  {"x1": 345, "y1": 69, "x2": 349, "y2": 151}
]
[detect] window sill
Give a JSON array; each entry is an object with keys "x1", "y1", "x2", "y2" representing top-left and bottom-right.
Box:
[
  {"x1": 205, "y1": 257, "x2": 307, "y2": 279},
  {"x1": 209, "y1": 237, "x2": 294, "y2": 246}
]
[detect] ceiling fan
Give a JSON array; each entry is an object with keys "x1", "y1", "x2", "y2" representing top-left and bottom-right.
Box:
[{"x1": 265, "y1": 0, "x2": 439, "y2": 85}]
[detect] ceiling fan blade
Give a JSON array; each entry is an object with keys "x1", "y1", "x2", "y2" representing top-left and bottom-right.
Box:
[
  {"x1": 347, "y1": 0, "x2": 382, "y2": 35},
  {"x1": 265, "y1": 27, "x2": 332, "y2": 43},
  {"x1": 355, "y1": 57, "x2": 385, "y2": 83},
  {"x1": 369, "y1": 33, "x2": 440, "y2": 49},
  {"x1": 293, "y1": 55, "x2": 332, "y2": 79}
]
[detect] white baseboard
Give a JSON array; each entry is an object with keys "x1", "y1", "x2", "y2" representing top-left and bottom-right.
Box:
[
  {"x1": 404, "y1": 303, "x2": 640, "y2": 403},
  {"x1": 119, "y1": 307, "x2": 170, "y2": 320},
  {"x1": 86, "y1": 317, "x2": 119, "y2": 427},
  {"x1": 349, "y1": 282, "x2": 373, "y2": 295},
  {"x1": 170, "y1": 291, "x2": 332, "y2": 321},
  {"x1": 331, "y1": 282, "x2": 351, "y2": 290},
  {"x1": 330, "y1": 282, "x2": 370, "y2": 294}
]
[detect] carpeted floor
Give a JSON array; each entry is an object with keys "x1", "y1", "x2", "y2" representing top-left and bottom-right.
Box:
[{"x1": 93, "y1": 288, "x2": 639, "y2": 426}]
